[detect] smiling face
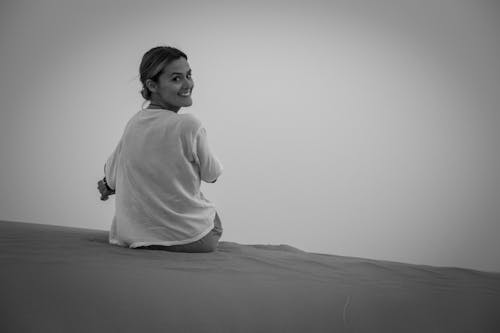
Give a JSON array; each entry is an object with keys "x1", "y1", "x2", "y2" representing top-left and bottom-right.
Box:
[{"x1": 146, "y1": 57, "x2": 194, "y2": 112}]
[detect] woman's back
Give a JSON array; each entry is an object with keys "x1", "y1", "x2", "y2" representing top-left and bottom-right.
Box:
[{"x1": 107, "y1": 109, "x2": 223, "y2": 248}]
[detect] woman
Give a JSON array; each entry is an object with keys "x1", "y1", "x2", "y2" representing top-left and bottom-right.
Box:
[{"x1": 97, "y1": 46, "x2": 223, "y2": 253}]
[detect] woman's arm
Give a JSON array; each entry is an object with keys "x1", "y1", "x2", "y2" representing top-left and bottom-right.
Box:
[
  {"x1": 193, "y1": 127, "x2": 223, "y2": 183},
  {"x1": 98, "y1": 138, "x2": 122, "y2": 200},
  {"x1": 103, "y1": 138, "x2": 122, "y2": 190}
]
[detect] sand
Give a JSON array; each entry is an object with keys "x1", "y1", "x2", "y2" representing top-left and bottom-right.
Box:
[{"x1": 1, "y1": 220, "x2": 499, "y2": 332}]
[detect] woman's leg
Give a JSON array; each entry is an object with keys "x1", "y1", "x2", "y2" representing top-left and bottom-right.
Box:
[{"x1": 140, "y1": 212, "x2": 223, "y2": 253}]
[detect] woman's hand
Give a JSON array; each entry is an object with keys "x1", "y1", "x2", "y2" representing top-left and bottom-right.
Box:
[{"x1": 97, "y1": 178, "x2": 115, "y2": 201}]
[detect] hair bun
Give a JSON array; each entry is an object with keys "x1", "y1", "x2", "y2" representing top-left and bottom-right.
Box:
[{"x1": 141, "y1": 86, "x2": 151, "y2": 100}]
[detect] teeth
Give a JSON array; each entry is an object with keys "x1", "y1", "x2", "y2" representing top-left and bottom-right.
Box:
[{"x1": 179, "y1": 91, "x2": 191, "y2": 96}]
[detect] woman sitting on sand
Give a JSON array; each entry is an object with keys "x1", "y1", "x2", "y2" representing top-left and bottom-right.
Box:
[{"x1": 97, "y1": 46, "x2": 223, "y2": 253}]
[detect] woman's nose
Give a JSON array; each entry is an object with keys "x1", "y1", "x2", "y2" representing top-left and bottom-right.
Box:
[{"x1": 183, "y1": 78, "x2": 194, "y2": 89}]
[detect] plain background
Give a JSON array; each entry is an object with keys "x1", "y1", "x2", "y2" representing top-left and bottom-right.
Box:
[{"x1": 0, "y1": 0, "x2": 499, "y2": 272}]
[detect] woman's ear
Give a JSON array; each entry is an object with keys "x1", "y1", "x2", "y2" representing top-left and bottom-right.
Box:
[{"x1": 145, "y1": 79, "x2": 157, "y2": 93}]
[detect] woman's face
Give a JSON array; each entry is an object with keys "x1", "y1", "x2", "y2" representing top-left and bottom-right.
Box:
[{"x1": 149, "y1": 57, "x2": 194, "y2": 111}]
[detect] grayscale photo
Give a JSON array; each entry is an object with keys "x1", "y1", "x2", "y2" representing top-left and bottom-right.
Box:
[{"x1": 1, "y1": 0, "x2": 499, "y2": 332}]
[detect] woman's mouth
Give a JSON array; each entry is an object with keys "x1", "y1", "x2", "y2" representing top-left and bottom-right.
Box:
[{"x1": 178, "y1": 90, "x2": 192, "y2": 97}]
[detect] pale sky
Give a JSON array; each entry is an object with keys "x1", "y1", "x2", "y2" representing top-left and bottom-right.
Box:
[{"x1": 0, "y1": 0, "x2": 499, "y2": 272}]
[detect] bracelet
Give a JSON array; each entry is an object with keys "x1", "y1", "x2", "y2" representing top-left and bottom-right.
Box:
[{"x1": 103, "y1": 177, "x2": 114, "y2": 191}]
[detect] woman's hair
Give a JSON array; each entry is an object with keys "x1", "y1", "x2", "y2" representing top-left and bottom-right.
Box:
[{"x1": 139, "y1": 46, "x2": 188, "y2": 100}]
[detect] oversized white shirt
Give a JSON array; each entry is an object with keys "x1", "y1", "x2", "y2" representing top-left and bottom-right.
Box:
[{"x1": 104, "y1": 109, "x2": 223, "y2": 248}]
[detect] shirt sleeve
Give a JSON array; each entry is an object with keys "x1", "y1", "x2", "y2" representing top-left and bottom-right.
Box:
[
  {"x1": 104, "y1": 138, "x2": 122, "y2": 190},
  {"x1": 193, "y1": 126, "x2": 223, "y2": 183}
]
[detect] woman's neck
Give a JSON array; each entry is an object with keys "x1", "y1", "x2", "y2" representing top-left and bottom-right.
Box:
[{"x1": 147, "y1": 100, "x2": 180, "y2": 113}]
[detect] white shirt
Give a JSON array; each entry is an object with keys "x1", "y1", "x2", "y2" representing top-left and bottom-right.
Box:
[{"x1": 104, "y1": 109, "x2": 223, "y2": 248}]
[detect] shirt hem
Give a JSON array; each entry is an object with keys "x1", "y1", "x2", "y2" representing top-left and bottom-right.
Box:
[{"x1": 125, "y1": 220, "x2": 215, "y2": 248}]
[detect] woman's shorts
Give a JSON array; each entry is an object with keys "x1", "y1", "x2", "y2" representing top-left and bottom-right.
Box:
[{"x1": 137, "y1": 212, "x2": 223, "y2": 253}]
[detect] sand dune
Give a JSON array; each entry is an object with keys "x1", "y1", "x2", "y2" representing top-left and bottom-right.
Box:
[{"x1": 1, "y1": 220, "x2": 499, "y2": 332}]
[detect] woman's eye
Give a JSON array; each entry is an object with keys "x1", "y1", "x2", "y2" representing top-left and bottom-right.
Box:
[{"x1": 172, "y1": 74, "x2": 192, "y2": 82}]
